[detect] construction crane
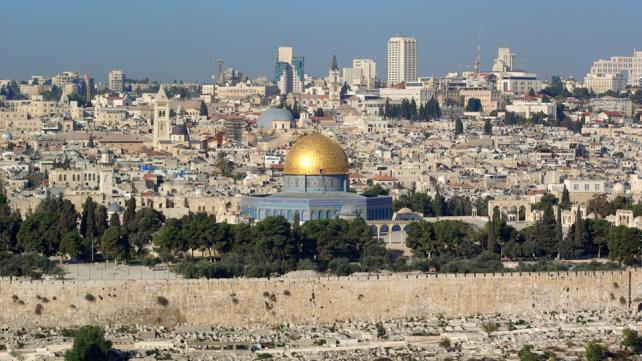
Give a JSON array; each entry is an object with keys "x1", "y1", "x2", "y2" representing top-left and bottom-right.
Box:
[
  {"x1": 457, "y1": 33, "x2": 481, "y2": 75},
  {"x1": 210, "y1": 57, "x2": 224, "y2": 83}
]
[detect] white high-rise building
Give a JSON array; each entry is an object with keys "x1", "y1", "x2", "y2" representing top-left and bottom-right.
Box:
[
  {"x1": 584, "y1": 72, "x2": 628, "y2": 94},
  {"x1": 589, "y1": 50, "x2": 642, "y2": 86},
  {"x1": 108, "y1": 68, "x2": 125, "y2": 92},
  {"x1": 342, "y1": 59, "x2": 377, "y2": 88},
  {"x1": 492, "y1": 48, "x2": 516, "y2": 72},
  {"x1": 387, "y1": 37, "x2": 417, "y2": 85},
  {"x1": 277, "y1": 47, "x2": 293, "y2": 64}
]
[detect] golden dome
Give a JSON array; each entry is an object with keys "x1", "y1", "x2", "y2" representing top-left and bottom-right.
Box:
[{"x1": 284, "y1": 133, "x2": 349, "y2": 175}]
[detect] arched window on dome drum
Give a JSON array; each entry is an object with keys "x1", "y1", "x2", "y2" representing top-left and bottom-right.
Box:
[
  {"x1": 303, "y1": 210, "x2": 309, "y2": 221},
  {"x1": 312, "y1": 210, "x2": 319, "y2": 220},
  {"x1": 325, "y1": 210, "x2": 332, "y2": 219},
  {"x1": 266, "y1": 209, "x2": 273, "y2": 217}
]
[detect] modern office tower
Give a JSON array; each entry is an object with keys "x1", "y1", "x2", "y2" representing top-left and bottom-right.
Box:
[
  {"x1": 108, "y1": 68, "x2": 125, "y2": 92},
  {"x1": 492, "y1": 48, "x2": 517, "y2": 72},
  {"x1": 291, "y1": 57, "x2": 304, "y2": 93},
  {"x1": 387, "y1": 36, "x2": 417, "y2": 85},
  {"x1": 274, "y1": 47, "x2": 304, "y2": 94},
  {"x1": 589, "y1": 50, "x2": 642, "y2": 86},
  {"x1": 82, "y1": 73, "x2": 94, "y2": 101}
]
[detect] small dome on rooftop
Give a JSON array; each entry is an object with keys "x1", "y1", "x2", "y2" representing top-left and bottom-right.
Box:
[
  {"x1": 257, "y1": 108, "x2": 294, "y2": 128},
  {"x1": 171, "y1": 124, "x2": 188, "y2": 135}
]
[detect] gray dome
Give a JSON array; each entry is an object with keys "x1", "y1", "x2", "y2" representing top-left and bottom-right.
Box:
[
  {"x1": 257, "y1": 108, "x2": 294, "y2": 129},
  {"x1": 107, "y1": 203, "x2": 123, "y2": 213},
  {"x1": 171, "y1": 124, "x2": 188, "y2": 135}
]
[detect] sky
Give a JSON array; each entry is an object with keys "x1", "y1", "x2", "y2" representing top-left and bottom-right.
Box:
[{"x1": 1, "y1": 0, "x2": 641, "y2": 83}]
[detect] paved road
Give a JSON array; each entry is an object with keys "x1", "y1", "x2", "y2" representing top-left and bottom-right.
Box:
[{"x1": 59, "y1": 263, "x2": 179, "y2": 281}]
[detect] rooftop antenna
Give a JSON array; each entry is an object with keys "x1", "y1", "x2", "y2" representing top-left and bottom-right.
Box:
[
  {"x1": 475, "y1": 31, "x2": 481, "y2": 75},
  {"x1": 520, "y1": 18, "x2": 526, "y2": 69},
  {"x1": 400, "y1": 20, "x2": 404, "y2": 36}
]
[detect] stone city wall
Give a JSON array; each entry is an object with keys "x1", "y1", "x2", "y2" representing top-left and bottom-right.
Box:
[{"x1": 1, "y1": 270, "x2": 641, "y2": 329}]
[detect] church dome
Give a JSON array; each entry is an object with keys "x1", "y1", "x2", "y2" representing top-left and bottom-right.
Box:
[
  {"x1": 171, "y1": 124, "x2": 188, "y2": 135},
  {"x1": 257, "y1": 108, "x2": 294, "y2": 128},
  {"x1": 284, "y1": 133, "x2": 349, "y2": 175}
]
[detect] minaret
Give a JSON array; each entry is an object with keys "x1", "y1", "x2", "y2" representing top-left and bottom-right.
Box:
[
  {"x1": 153, "y1": 86, "x2": 170, "y2": 147},
  {"x1": 328, "y1": 54, "x2": 341, "y2": 105}
]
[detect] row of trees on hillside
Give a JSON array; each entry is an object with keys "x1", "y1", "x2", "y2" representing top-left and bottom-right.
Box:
[
  {"x1": 0, "y1": 190, "x2": 165, "y2": 263},
  {"x1": 393, "y1": 192, "x2": 491, "y2": 217},
  {"x1": 382, "y1": 97, "x2": 442, "y2": 121},
  {"x1": 403, "y1": 192, "x2": 642, "y2": 266}
]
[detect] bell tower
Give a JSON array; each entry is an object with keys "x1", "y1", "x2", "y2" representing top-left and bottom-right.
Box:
[
  {"x1": 153, "y1": 86, "x2": 170, "y2": 147},
  {"x1": 328, "y1": 54, "x2": 342, "y2": 106}
]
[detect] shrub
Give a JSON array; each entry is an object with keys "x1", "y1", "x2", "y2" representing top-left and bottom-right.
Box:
[
  {"x1": 585, "y1": 341, "x2": 607, "y2": 361},
  {"x1": 622, "y1": 328, "x2": 642, "y2": 354},
  {"x1": 480, "y1": 321, "x2": 498, "y2": 336},
  {"x1": 327, "y1": 257, "x2": 360, "y2": 276},
  {"x1": 156, "y1": 296, "x2": 169, "y2": 307},
  {"x1": 0, "y1": 253, "x2": 63, "y2": 279},
  {"x1": 34, "y1": 304, "x2": 43, "y2": 315},
  {"x1": 439, "y1": 337, "x2": 451, "y2": 349},
  {"x1": 64, "y1": 325, "x2": 112, "y2": 361},
  {"x1": 84, "y1": 293, "x2": 96, "y2": 302},
  {"x1": 376, "y1": 322, "x2": 387, "y2": 338}
]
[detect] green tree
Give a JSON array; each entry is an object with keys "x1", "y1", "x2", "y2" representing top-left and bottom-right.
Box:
[
  {"x1": 405, "y1": 220, "x2": 436, "y2": 258},
  {"x1": 362, "y1": 183, "x2": 389, "y2": 197},
  {"x1": 79, "y1": 197, "x2": 97, "y2": 239},
  {"x1": 16, "y1": 194, "x2": 78, "y2": 256},
  {"x1": 121, "y1": 197, "x2": 136, "y2": 235},
  {"x1": 455, "y1": 118, "x2": 464, "y2": 135},
  {"x1": 589, "y1": 219, "x2": 611, "y2": 258},
  {"x1": 560, "y1": 186, "x2": 570, "y2": 210},
  {"x1": 0, "y1": 189, "x2": 21, "y2": 252},
  {"x1": 215, "y1": 151, "x2": 233, "y2": 176},
  {"x1": 181, "y1": 212, "x2": 216, "y2": 258},
  {"x1": 100, "y1": 226, "x2": 129, "y2": 263},
  {"x1": 339, "y1": 82, "x2": 349, "y2": 100},
  {"x1": 153, "y1": 218, "x2": 185, "y2": 260},
  {"x1": 199, "y1": 100, "x2": 208, "y2": 116},
  {"x1": 483, "y1": 119, "x2": 492, "y2": 135},
  {"x1": 94, "y1": 205, "x2": 109, "y2": 241},
  {"x1": 59, "y1": 231, "x2": 84, "y2": 259},
  {"x1": 432, "y1": 189, "x2": 447, "y2": 217},
  {"x1": 252, "y1": 216, "x2": 294, "y2": 262},
  {"x1": 587, "y1": 194, "x2": 611, "y2": 218},
  {"x1": 533, "y1": 203, "x2": 558, "y2": 257},
  {"x1": 127, "y1": 207, "x2": 165, "y2": 257},
  {"x1": 64, "y1": 325, "x2": 112, "y2": 361},
  {"x1": 608, "y1": 225, "x2": 642, "y2": 264}
]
